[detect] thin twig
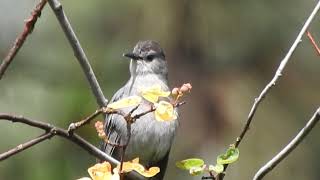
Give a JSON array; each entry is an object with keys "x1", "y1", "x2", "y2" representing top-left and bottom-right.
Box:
[
  {"x1": 0, "y1": 113, "x2": 118, "y2": 164},
  {"x1": 253, "y1": 107, "x2": 320, "y2": 180},
  {"x1": 306, "y1": 30, "x2": 320, "y2": 56},
  {"x1": 47, "y1": 0, "x2": 108, "y2": 107},
  {"x1": 69, "y1": 102, "x2": 185, "y2": 134},
  {"x1": 119, "y1": 125, "x2": 130, "y2": 174},
  {"x1": 202, "y1": 176, "x2": 215, "y2": 180},
  {"x1": 219, "y1": 1, "x2": 320, "y2": 179},
  {"x1": 119, "y1": 105, "x2": 139, "y2": 172},
  {"x1": 132, "y1": 106, "x2": 156, "y2": 120},
  {"x1": 68, "y1": 108, "x2": 104, "y2": 133},
  {"x1": 0, "y1": 132, "x2": 53, "y2": 161},
  {"x1": 68, "y1": 106, "x2": 133, "y2": 134},
  {"x1": 0, "y1": 0, "x2": 47, "y2": 79},
  {"x1": 132, "y1": 101, "x2": 185, "y2": 120},
  {"x1": 235, "y1": 0, "x2": 320, "y2": 148},
  {"x1": 103, "y1": 137, "x2": 126, "y2": 148},
  {"x1": 0, "y1": 113, "x2": 145, "y2": 179}
]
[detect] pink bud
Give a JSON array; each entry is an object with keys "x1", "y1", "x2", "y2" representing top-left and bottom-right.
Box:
[
  {"x1": 180, "y1": 83, "x2": 192, "y2": 93},
  {"x1": 95, "y1": 121, "x2": 103, "y2": 129},
  {"x1": 172, "y1": 87, "x2": 180, "y2": 95},
  {"x1": 184, "y1": 83, "x2": 192, "y2": 89}
]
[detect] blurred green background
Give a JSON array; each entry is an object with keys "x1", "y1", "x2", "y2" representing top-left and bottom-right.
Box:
[{"x1": 1, "y1": 0, "x2": 320, "y2": 179}]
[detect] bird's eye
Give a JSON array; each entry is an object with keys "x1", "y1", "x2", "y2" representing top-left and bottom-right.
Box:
[{"x1": 145, "y1": 54, "x2": 154, "y2": 61}]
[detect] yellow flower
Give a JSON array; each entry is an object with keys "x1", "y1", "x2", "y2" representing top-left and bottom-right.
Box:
[
  {"x1": 84, "y1": 159, "x2": 159, "y2": 180},
  {"x1": 116, "y1": 158, "x2": 160, "y2": 178},
  {"x1": 87, "y1": 161, "x2": 119, "y2": 180},
  {"x1": 155, "y1": 101, "x2": 177, "y2": 121},
  {"x1": 107, "y1": 96, "x2": 142, "y2": 109},
  {"x1": 140, "y1": 85, "x2": 170, "y2": 103}
]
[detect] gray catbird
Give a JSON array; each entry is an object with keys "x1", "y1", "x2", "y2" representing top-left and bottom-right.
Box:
[{"x1": 102, "y1": 40, "x2": 178, "y2": 179}]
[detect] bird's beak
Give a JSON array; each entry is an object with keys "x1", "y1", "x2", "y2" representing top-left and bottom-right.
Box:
[{"x1": 123, "y1": 52, "x2": 141, "y2": 60}]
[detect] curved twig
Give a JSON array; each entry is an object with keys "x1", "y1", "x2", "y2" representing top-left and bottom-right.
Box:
[
  {"x1": 217, "y1": 1, "x2": 320, "y2": 179},
  {"x1": 235, "y1": 0, "x2": 320, "y2": 149},
  {"x1": 0, "y1": 0, "x2": 47, "y2": 79},
  {"x1": 253, "y1": 107, "x2": 320, "y2": 180}
]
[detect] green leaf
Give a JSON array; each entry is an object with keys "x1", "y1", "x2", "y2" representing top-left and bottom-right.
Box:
[
  {"x1": 176, "y1": 158, "x2": 205, "y2": 170},
  {"x1": 217, "y1": 145, "x2": 239, "y2": 165},
  {"x1": 209, "y1": 164, "x2": 224, "y2": 174}
]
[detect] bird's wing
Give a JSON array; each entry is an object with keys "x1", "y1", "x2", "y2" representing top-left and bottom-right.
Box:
[{"x1": 102, "y1": 86, "x2": 126, "y2": 159}]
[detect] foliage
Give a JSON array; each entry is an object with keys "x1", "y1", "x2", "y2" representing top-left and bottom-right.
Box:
[{"x1": 176, "y1": 145, "x2": 239, "y2": 178}]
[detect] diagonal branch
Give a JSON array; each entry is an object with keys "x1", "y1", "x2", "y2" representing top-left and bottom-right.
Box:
[
  {"x1": 0, "y1": 113, "x2": 145, "y2": 179},
  {"x1": 47, "y1": 0, "x2": 108, "y2": 107},
  {"x1": 235, "y1": 0, "x2": 320, "y2": 149},
  {"x1": 0, "y1": 0, "x2": 47, "y2": 80},
  {"x1": 0, "y1": 113, "x2": 118, "y2": 164},
  {"x1": 0, "y1": 132, "x2": 53, "y2": 161},
  {"x1": 216, "y1": 1, "x2": 320, "y2": 179},
  {"x1": 68, "y1": 108, "x2": 104, "y2": 133},
  {"x1": 253, "y1": 107, "x2": 320, "y2": 180},
  {"x1": 306, "y1": 30, "x2": 320, "y2": 56}
]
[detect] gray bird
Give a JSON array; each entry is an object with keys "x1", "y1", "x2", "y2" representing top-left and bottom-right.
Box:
[{"x1": 102, "y1": 40, "x2": 178, "y2": 179}]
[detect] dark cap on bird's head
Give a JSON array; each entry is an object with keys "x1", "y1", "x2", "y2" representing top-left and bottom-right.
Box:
[
  {"x1": 124, "y1": 40, "x2": 168, "y2": 76},
  {"x1": 123, "y1": 40, "x2": 165, "y2": 61}
]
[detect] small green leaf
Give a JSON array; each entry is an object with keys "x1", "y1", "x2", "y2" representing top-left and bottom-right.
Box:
[
  {"x1": 209, "y1": 164, "x2": 224, "y2": 174},
  {"x1": 176, "y1": 158, "x2": 205, "y2": 170},
  {"x1": 189, "y1": 166, "x2": 205, "y2": 176},
  {"x1": 217, "y1": 145, "x2": 239, "y2": 165}
]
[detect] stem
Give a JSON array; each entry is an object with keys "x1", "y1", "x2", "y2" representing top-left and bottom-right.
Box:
[
  {"x1": 0, "y1": 0, "x2": 47, "y2": 79},
  {"x1": 253, "y1": 108, "x2": 320, "y2": 180},
  {"x1": 47, "y1": 0, "x2": 107, "y2": 107}
]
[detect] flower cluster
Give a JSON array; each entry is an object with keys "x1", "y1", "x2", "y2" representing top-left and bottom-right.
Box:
[
  {"x1": 78, "y1": 158, "x2": 160, "y2": 180},
  {"x1": 106, "y1": 84, "x2": 191, "y2": 121}
]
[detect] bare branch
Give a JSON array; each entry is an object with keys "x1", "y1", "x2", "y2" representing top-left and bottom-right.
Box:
[
  {"x1": 47, "y1": 0, "x2": 108, "y2": 107},
  {"x1": 218, "y1": 1, "x2": 320, "y2": 179},
  {"x1": 235, "y1": 0, "x2": 320, "y2": 148},
  {"x1": 0, "y1": 113, "x2": 145, "y2": 179},
  {"x1": 306, "y1": 30, "x2": 320, "y2": 56},
  {"x1": 132, "y1": 101, "x2": 185, "y2": 120},
  {"x1": 253, "y1": 107, "x2": 320, "y2": 180},
  {"x1": 0, "y1": 0, "x2": 47, "y2": 79},
  {"x1": 0, "y1": 132, "x2": 53, "y2": 161},
  {"x1": 69, "y1": 101, "x2": 185, "y2": 133},
  {"x1": 0, "y1": 113, "x2": 118, "y2": 165},
  {"x1": 68, "y1": 108, "x2": 104, "y2": 133}
]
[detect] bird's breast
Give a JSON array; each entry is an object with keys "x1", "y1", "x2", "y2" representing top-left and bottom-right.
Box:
[{"x1": 122, "y1": 75, "x2": 178, "y2": 166}]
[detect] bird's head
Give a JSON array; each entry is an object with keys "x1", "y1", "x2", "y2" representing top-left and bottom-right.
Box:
[{"x1": 124, "y1": 40, "x2": 168, "y2": 77}]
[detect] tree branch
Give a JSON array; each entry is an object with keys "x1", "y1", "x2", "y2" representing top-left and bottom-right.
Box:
[
  {"x1": 0, "y1": 113, "x2": 145, "y2": 179},
  {"x1": 68, "y1": 101, "x2": 186, "y2": 133},
  {"x1": 235, "y1": 0, "x2": 320, "y2": 149},
  {"x1": 218, "y1": 1, "x2": 320, "y2": 179},
  {"x1": 0, "y1": 0, "x2": 47, "y2": 80},
  {"x1": 0, "y1": 132, "x2": 53, "y2": 161},
  {"x1": 47, "y1": 0, "x2": 108, "y2": 107},
  {"x1": 306, "y1": 30, "x2": 320, "y2": 56},
  {"x1": 253, "y1": 107, "x2": 320, "y2": 180},
  {"x1": 0, "y1": 113, "x2": 118, "y2": 164},
  {"x1": 68, "y1": 108, "x2": 104, "y2": 133}
]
